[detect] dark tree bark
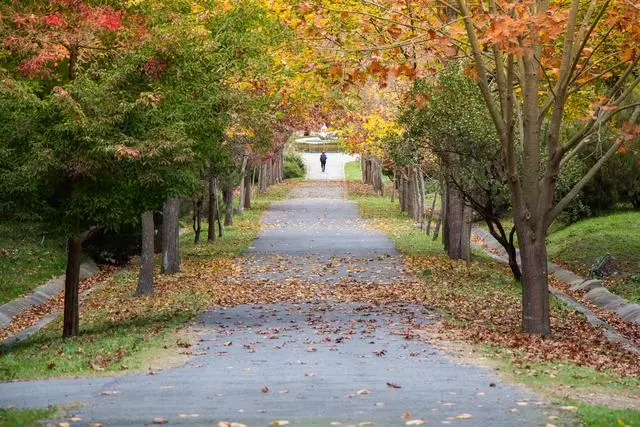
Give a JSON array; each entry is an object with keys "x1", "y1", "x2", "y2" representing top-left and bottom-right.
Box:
[
  {"x1": 161, "y1": 197, "x2": 180, "y2": 274},
  {"x1": 223, "y1": 188, "x2": 234, "y2": 226},
  {"x1": 193, "y1": 198, "x2": 203, "y2": 244},
  {"x1": 237, "y1": 156, "x2": 248, "y2": 216},
  {"x1": 63, "y1": 236, "x2": 82, "y2": 338},
  {"x1": 62, "y1": 228, "x2": 95, "y2": 338},
  {"x1": 136, "y1": 211, "x2": 155, "y2": 295},
  {"x1": 208, "y1": 173, "x2": 216, "y2": 242},
  {"x1": 243, "y1": 173, "x2": 252, "y2": 209}
]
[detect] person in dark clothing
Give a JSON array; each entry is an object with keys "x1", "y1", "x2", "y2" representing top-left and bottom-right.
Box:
[{"x1": 320, "y1": 152, "x2": 327, "y2": 173}]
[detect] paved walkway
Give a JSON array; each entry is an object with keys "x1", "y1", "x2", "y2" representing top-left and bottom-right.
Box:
[
  {"x1": 300, "y1": 152, "x2": 358, "y2": 180},
  {"x1": 0, "y1": 182, "x2": 572, "y2": 426}
]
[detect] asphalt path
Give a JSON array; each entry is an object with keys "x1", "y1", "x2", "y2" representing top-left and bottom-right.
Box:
[{"x1": 0, "y1": 180, "x2": 573, "y2": 426}]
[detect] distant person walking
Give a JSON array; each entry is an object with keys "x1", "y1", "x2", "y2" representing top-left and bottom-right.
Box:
[{"x1": 320, "y1": 151, "x2": 327, "y2": 173}]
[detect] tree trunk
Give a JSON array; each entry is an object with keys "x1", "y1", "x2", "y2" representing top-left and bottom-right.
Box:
[
  {"x1": 518, "y1": 230, "x2": 550, "y2": 335},
  {"x1": 243, "y1": 173, "x2": 252, "y2": 209},
  {"x1": 193, "y1": 198, "x2": 202, "y2": 244},
  {"x1": 161, "y1": 197, "x2": 180, "y2": 274},
  {"x1": 63, "y1": 235, "x2": 83, "y2": 338},
  {"x1": 238, "y1": 156, "x2": 248, "y2": 216},
  {"x1": 426, "y1": 187, "x2": 438, "y2": 235},
  {"x1": 136, "y1": 211, "x2": 155, "y2": 295},
  {"x1": 223, "y1": 188, "x2": 233, "y2": 226},
  {"x1": 407, "y1": 172, "x2": 415, "y2": 220},
  {"x1": 213, "y1": 177, "x2": 223, "y2": 237},
  {"x1": 443, "y1": 180, "x2": 471, "y2": 261},
  {"x1": 208, "y1": 173, "x2": 216, "y2": 242},
  {"x1": 433, "y1": 186, "x2": 444, "y2": 241}
]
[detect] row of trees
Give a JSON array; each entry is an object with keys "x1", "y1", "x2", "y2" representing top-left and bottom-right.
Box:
[
  {"x1": 288, "y1": 0, "x2": 640, "y2": 335},
  {"x1": 0, "y1": 0, "x2": 334, "y2": 337}
]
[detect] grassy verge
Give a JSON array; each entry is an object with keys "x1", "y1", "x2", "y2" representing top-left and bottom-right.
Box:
[
  {"x1": 546, "y1": 211, "x2": 640, "y2": 301},
  {"x1": 0, "y1": 407, "x2": 56, "y2": 426},
  {"x1": 0, "y1": 181, "x2": 298, "y2": 381},
  {"x1": 347, "y1": 184, "x2": 640, "y2": 419},
  {"x1": 0, "y1": 221, "x2": 67, "y2": 305},
  {"x1": 344, "y1": 161, "x2": 391, "y2": 184},
  {"x1": 576, "y1": 403, "x2": 640, "y2": 427}
]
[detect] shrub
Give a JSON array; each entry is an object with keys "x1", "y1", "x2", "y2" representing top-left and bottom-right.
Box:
[{"x1": 284, "y1": 152, "x2": 306, "y2": 179}]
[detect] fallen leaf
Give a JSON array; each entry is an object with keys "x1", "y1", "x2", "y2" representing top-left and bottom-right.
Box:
[
  {"x1": 101, "y1": 390, "x2": 120, "y2": 396},
  {"x1": 406, "y1": 420, "x2": 425, "y2": 426},
  {"x1": 454, "y1": 413, "x2": 473, "y2": 419},
  {"x1": 152, "y1": 418, "x2": 168, "y2": 424},
  {"x1": 58, "y1": 423, "x2": 70, "y2": 427},
  {"x1": 306, "y1": 347, "x2": 317, "y2": 352},
  {"x1": 261, "y1": 385, "x2": 269, "y2": 393},
  {"x1": 386, "y1": 382, "x2": 401, "y2": 389},
  {"x1": 560, "y1": 406, "x2": 578, "y2": 412},
  {"x1": 272, "y1": 421, "x2": 290, "y2": 426},
  {"x1": 401, "y1": 411, "x2": 412, "y2": 419},
  {"x1": 223, "y1": 341, "x2": 233, "y2": 347},
  {"x1": 89, "y1": 362, "x2": 105, "y2": 371},
  {"x1": 356, "y1": 389, "x2": 370, "y2": 395}
]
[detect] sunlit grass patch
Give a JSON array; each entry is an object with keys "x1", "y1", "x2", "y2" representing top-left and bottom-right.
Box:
[{"x1": 0, "y1": 406, "x2": 57, "y2": 427}]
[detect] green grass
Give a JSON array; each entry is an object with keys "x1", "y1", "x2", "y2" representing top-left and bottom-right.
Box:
[
  {"x1": 576, "y1": 403, "x2": 640, "y2": 427},
  {"x1": 349, "y1": 193, "x2": 442, "y2": 255},
  {"x1": 344, "y1": 161, "x2": 392, "y2": 184},
  {"x1": 547, "y1": 211, "x2": 640, "y2": 274},
  {"x1": 0, "y1": 222, "x2": 67, "y2": 305},
  {"x1": 344, "y1": 161, "x2": 362, "y2": 181},
  {"x1": 546, "y1": 211, "x2": 640, "y2": 301},
  {"x1": 0, "y1": 406, "x2": 56, "y2": 426},
  {"x1": 0, "y1": 181, "x2": 296, "y2": 381}
]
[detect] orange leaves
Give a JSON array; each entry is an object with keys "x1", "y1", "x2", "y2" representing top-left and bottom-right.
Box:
[{"x1": 114, "y1": 145, "x2": 142, "y2": 161}]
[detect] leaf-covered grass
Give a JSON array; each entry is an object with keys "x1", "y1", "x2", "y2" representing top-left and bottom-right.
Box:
[
  {"x1": 576, "y1": 403, "x2": 640, "y2": 427},
  {"x1": 0, "y1": 406, "x2": 56, "y2": 427},
  {"x1": 0, "y1": 181, "x2": 298, "y2": 381},
  {"x1": 348, "y1": 184, "x2": 640, "y2": 404},
  {"x1": 0, "y1": 221, "x2": 67, "y2": 305},
  {"x1": 547, "y1": 211, "x2": 640, "y2": 274}
]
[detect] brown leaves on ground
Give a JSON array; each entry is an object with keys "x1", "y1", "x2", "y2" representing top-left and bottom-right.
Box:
[
  {"x1": 0, "y1": 267, "x2": 115, "y2": 342},
  {"x1": 408, "y1": 254, "x2": 640, "y2": 378}
]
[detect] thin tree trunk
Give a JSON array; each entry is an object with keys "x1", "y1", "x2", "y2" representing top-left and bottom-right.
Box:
[
  {"x1": 193, "y1": 198, "x2": 202, "y2": 244},
  {"x1": 243, "y1": 173, "x2": 252, "y2": 209},
  {"x1": 238, "y1": 156, "x2": 248, "y2": 216},
  {"x1": 136, "y1": 211, "x2": 155, "y2": 295},
  {"x1": 213, "y1": 177, "x2": 223, "y2": 237},
  {"x1": 223, "y1": 188, "x2": 233, "y2": 226},
  {"x1": 426, "y1": 188, "x2": 438, "y2": 235},
  {"x1": 62, "y1": 228, "x2": 95, "y2": 338},
  {"x1": 63, "y1": 236, "x2": 83, "y2": 338},
  {"x1": 208, "y1": 173, "x2": 216, "y2": 242},
  {"x1": 161, "y1": 197, "x2": 180, "y2": 274},
  {"x1": 433, "y1": 185, "x2": 444, "y2": 241}
]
